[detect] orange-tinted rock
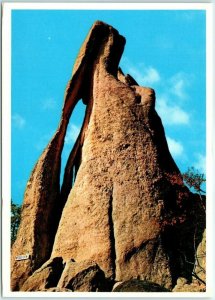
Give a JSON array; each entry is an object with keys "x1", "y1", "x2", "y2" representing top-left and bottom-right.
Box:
[
  {"x1": 51, "y1": 21, "x2": 205, "y2": 290},
  {"x1": 10, "y1": 73, "x2": 78, "y2": 290},
  {"x1": 57, "y1": 260, "x2": 108, "y2": 291},
  {"x1": 41, "y1": 287, "x2": 72, "y2": 292},
  {"x1": 11, "y1": 21, "x2": 122, "y2": 291},
  {"x1": 21, "y1": 257, "x2": 64, "y2": 291},
  {"x1": 52, "y1": 21, "x2": 126, "y2": 281}
]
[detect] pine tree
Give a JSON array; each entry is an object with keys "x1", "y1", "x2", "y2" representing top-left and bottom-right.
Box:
[{"x1": 11, "y1": 200, "x2": 21, "y2": 246}]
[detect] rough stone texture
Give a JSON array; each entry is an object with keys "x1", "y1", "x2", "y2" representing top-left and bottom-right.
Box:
[
  {"x1": 51, "y1": 21, "x2": 205, "y2": 290},
  {"x1": 57, "y1": 260, "x2": 108, "y2": 292},
  {"x1": 172, "y1": 229, "x2": 206, "y2": 292},
  {"x1": 112, "y1": 281, "x2": 123, "y2": 291},
  {"x1": 194, "y1": 229, "x2": 206, "y2": 283},
  {"x1": 40, "y1": 287, "x2": 72, "y2": 292},
  {"x1": 172, "y1": 277, "x2": 206, "y2": 292},
  {"x1": 11, "y1": 21, "x2": 206, "y2": 292},
  {"x1": 112, "y1": 280, "x2": 170, "y2": 292},
  {"x1": 20, "y1": 257, "x2": 64, "y2": 291}
]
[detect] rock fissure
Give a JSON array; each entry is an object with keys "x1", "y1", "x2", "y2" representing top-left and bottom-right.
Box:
[
  {"x1": 108, "y1": 190, "x2": 116, "y2": 281},
  {"x1": 124, "y1": 240, "x2": 150, "y2": 262}
]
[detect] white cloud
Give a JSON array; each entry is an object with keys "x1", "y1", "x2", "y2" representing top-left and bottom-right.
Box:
[
  {"x1": 157, "y1": 97, "x2": 190, "y2": 125},
  {"x1": 169, "y1": 73, "x2": 191, "y2": 100},
  {"x1": 35, "y1": 124, "x2": 81, "y2": 151},
  {"x1": 121, "y1": 58, "x2": 191, "y2": 127},
  {"x1": 167, "y1": 136, "x2": 184, "y2": 157},
  {"x1": 42, "y1": 98, "x2": 56, "y2": 110},
  {"x1": 194, "y1": 153, "x2": 206, "y2": 174},
  {"x1": 12, "y1": 114, "x2": 26, "y2": 129},
  {"x1": 122, "y1": 58, "x2": 192, "y2": 102},
  {"x1": 65, "y1": 123, "x2": 81, "y2": 145},
  {"x1": 171, "y1": 79, "x2": 185, "y2": 99},
  {"x1": 143, "y1": 67, "x2": 160, "y2": 85},
  {"x1": 127, "y1": 66, "x2": 160, "y2": 85},
  {"x1": 121, "y1": 58, "x2": 160, "y2": 86}
]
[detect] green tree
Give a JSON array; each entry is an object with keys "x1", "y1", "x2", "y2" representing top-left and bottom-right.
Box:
[
  {"x1": 11, "y1": 200, "x2": 21, "y2": 246},
  {"x1": 182, "y1": 167, "x2": 206, "y2": 287},
  {"x1": 182, "y1": 167, "x2": 206, "y2": 209}
]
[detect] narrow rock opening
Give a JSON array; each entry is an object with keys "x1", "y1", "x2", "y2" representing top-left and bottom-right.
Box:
[{"x1": 60, "y1": 100, "x2": 86, "y2": 204}]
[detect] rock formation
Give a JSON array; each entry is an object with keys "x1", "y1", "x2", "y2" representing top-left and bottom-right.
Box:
[{"x1": 11, "y1": 21, "x2": 205, "y2": 292}]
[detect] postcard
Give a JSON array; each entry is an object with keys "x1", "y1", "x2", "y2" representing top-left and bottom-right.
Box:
[{"x1": 2, "y1": 2, "x2": 214, "y2": 298}]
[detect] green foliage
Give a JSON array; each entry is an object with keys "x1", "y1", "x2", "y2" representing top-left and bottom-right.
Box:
[
  {"x1": 182, "y1": 167, "x2": 206, "y2": 287},
  {"x1": 182, "y1": 167, "x2": 206, "y2": 194},
  {"x1": 11, "y1": 200, "x2": 21, "y2": 246}
]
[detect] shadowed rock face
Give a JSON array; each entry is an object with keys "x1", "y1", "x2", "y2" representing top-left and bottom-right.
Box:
[
  {"x1": 11, "y1": 21, "x2": 205, "y2": 291},
  {"x1": 20, "y1": 257, "x2": 64, "y2": 291},
  {"x1": 112, "y1": 280, "x2": 170, "y2": 292}
]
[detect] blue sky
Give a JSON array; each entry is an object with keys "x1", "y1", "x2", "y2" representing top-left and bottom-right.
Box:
[{"x1": 12, "y1": 9, "x2": 206, "y2": 205}]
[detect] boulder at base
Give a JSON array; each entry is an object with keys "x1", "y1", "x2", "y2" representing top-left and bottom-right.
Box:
[
  {"x1": 112, "y1": 280, "x2": 170, "y2": 292},
  {"x1": 57, "y1": 260, "x2": 108, "y2": 292},
  {"x1": 21, "y1": 257, "x2": 64, "y2": 291}
]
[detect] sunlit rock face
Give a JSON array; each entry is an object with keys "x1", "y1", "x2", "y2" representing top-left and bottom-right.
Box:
[{"x1": 11, "y1": 21, "x2": 205, "y2": 292}]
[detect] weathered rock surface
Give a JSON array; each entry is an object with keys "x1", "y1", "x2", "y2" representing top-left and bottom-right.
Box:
[
  {"x1": 194, "y1": 229, "x2": 206, "y2": 283},
  {"x1": 20, "y1": 257, "x2": 64, "y2": 291},
  {"x1": 40, "y1": 287, "x2": 72, "y2": 292},
  {"x1": 51, "y1": 21, "x2": 205, "y2": 289},
  {"x1": 11, "y1": 21, "x2": 205, "y2": 292},
  {"x1": 173, "y1": 229, "x2": 206, "y2": 292},
  {"x1": 172, "y1": 277, "x2": 206, "y2": 292},
  {"x1": 57, "y1": 260, "x2": 108, "y2": 292},
  {"x1": 112, "y1": 280, "x2": 170, "y2": 292}
]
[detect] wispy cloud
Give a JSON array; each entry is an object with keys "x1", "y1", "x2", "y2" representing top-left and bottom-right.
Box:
[
  {"x1": 142, "y1": 67, "x2": 160, "y2": 85},
  {"x1": 122, "y1": 58, "x2": 192, "y2": 100},
  {"x1": 121, "y1": 58, "x2": 192, "y2": 128},
  {"x1": 12, "y1": 114, "x2": 26, "y2": 129},
  {"x1": 34, "y1": 124, "x2": 81, "y2": 151},
  {"x1": 167, "y1": 136, "x2": 184, "y2": 157},
  {"x1": 42, "y1": 98, "x2": 57, "y2": 110},
  {"x1": 194, "y1": 153, "x2": 206, "y2": 174},
  {"x1": 156, "y1": 96, "x2": 190, "y2": 125},
  {"x1": 128, "y1": 66, "x2": 160, "y2": 85},
  {"x1": 169, "y1": 73, "x2": 191, "y2": 100},
  {"x1": 65, "y1": 123, "x2": 81, "y2": 145},
  {"x1": 121, "y1": 58, "x2": 160, "y2": 85}
]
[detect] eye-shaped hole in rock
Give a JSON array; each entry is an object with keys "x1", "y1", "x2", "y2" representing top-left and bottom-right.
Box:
[
  {"x1": 60, "y1": 99, "x2": 86, "y2": 207},
  {"x1": 61, "y1": 101, "x2": 86, "y2": 182}
]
